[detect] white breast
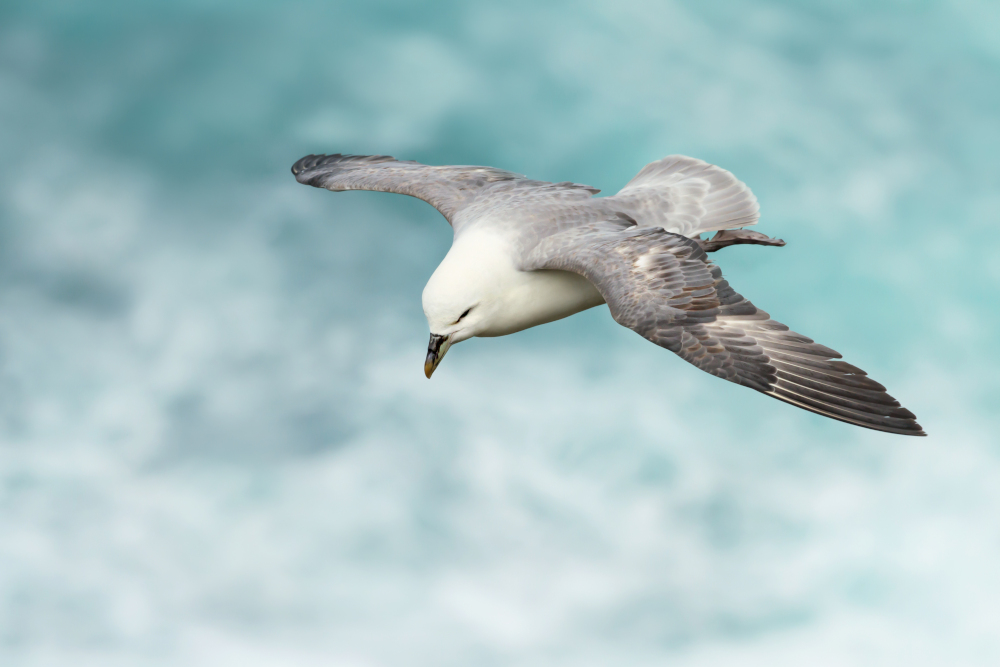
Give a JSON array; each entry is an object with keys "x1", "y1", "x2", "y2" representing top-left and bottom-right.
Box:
[
  {"x1": 482, "y1": 268, "x2": 604, "y2": 337},
  {"x1": 423, "y1": 228, "x2": 605, "y2": 338}
]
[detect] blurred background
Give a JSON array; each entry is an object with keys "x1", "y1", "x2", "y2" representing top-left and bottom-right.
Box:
[{"x1": 1, "y1": 0, "x2": 999, "y2": 665}]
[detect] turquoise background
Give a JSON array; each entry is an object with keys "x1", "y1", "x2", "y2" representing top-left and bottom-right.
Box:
[{"x1": 2, "y1": 1, "x2": 999, "y2": 664}]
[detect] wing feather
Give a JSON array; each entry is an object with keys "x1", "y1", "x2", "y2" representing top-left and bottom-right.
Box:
[
  {"x1": 523, "y1": 220, "x2": 924, "y2": 436},
  {"x1": 292, "y1": 153, "x2": 599, "y2": 228}
]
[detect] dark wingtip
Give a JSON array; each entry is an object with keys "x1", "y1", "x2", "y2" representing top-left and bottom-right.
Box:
[
  {"x1": 291, "y1": 154, "x2": 327, "y2": 179},
  {"x1": 891, "y1": 419, "x2": 926, "y2": 437},
  {"x1": 291, "y1": 153, "x2": 398, "y2": 185}
]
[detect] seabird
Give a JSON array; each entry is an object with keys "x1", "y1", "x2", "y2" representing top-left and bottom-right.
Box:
[{"x1": 292, "y1": 153, "x2": 924, "y2": 436}]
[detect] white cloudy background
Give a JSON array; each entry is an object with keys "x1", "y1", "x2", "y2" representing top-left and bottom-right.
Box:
[{"x1": 1, "y1": 1, "x2": 999, "y2": 665}]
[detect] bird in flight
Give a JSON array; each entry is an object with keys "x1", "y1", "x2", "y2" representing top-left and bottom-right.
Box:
[{"x1": 292, "y1": 153, "x2": 924, "y2": 436}]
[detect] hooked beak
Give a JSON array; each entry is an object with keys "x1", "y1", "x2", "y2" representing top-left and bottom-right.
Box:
[{"x1": 424, "y1": 333, "x2": 452, "y2": 379}]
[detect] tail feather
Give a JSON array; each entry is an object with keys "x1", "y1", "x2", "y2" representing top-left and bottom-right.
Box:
[{"x1": 603, "y1": 155, "x2": 760, "y2": 238}]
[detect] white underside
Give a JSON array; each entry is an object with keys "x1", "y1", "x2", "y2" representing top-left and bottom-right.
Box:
[
  {"x1": 477, "y1": 268, "x2": 605, "y2": 337},
  {"x1": 422, "y1": 228, "x2": 605, "y2": 339}
]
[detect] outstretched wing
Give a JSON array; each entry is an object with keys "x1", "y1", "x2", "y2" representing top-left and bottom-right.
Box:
[
  {"x1": 292, "y1": 154, "x2": 599, "y2": 227},
  {"x1": 523, "y1": 218, "x2": 924, "y2": 436},
  {"x1": 597, "y1": 155, "x2": 760, "y2": 237}
]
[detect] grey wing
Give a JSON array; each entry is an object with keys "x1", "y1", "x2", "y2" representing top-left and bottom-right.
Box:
[
  {"x1": 523, "y1": 218, "x2": 925, "y2": 436},
  {"x1": 292, "y1": 153, "x2": 600, "y2": 228}
]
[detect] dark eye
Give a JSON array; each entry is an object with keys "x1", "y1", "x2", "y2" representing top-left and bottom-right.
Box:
[{"x1": 456, "y1": 307, "x2": 472, "y2": 323}]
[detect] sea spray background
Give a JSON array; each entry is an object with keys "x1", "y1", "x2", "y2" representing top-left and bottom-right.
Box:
[{"x1": 1, "y1": 0, "x2": 999, "y2": 664}]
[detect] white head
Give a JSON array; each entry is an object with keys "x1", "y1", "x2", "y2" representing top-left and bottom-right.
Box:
[{"x1": 420, "y1": 230, "x2": 511, "y2": 377}]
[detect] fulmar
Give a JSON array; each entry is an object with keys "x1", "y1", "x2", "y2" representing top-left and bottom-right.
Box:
[{"x1": 292, "y1": 153, "x2": 924, "y2": 436}]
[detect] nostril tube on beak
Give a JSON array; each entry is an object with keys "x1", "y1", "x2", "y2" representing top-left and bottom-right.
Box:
[{"x1": 424, "y1": 333, "x2": 452, "y2": 378}]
